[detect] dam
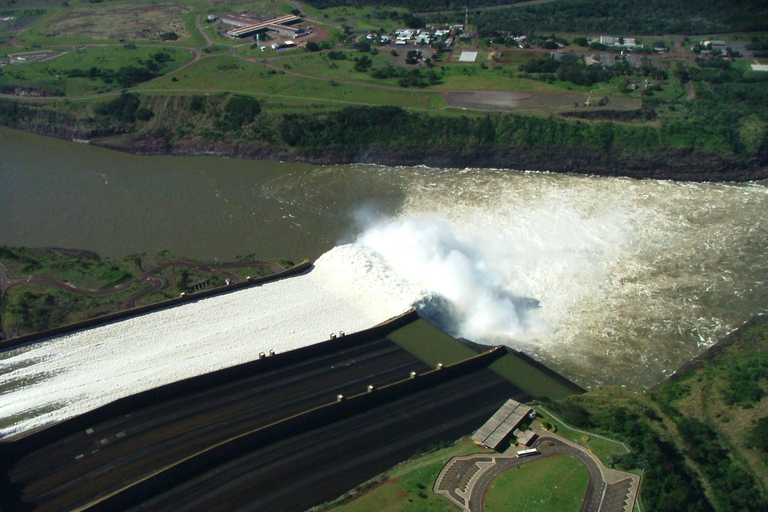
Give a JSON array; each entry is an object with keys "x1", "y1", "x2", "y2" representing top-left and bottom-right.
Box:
[{"x1": 0, "y1": 262, "x2": 580, "y2": 512}]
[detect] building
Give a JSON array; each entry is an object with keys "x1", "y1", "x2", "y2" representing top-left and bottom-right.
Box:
[
  {"x1": 226, "y1": 14, "x2": 301, "y2": 39},
  {"x1": 472, "y1": 398, "x2": 533, "y2": 450},
  {"x1": 600, "y1": 35, "x2": 637, "y2": 46}
]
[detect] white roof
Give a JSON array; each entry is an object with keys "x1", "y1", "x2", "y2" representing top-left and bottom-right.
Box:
[
  {"x1": 459, "y1": 51, "x2": 478, "y2": 62},
  {"x1": 751, "y1": 64, "x2": 768, "y2": 72}
]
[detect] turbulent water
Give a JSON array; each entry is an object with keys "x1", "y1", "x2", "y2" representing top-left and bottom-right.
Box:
[
  {"x1": 2, "y1": 130, "x2": 768, "y2": 393},
  {"x1": 281, "y1": 166, "x2": 768, "y2": 390}
]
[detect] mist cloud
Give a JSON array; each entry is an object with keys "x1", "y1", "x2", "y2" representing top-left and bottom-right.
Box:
[{"x1": 355, "y1": 216, "x2": 543, "y2": 342}]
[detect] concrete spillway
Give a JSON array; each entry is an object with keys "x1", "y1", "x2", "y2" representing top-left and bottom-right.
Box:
[{"x1": 0, "y1": 245, "x2": 421, "y2": 440}]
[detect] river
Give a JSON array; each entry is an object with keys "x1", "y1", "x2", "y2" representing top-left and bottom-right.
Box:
[{"x1": 1, "y1": 127, "x2": 767, "y2": 390}]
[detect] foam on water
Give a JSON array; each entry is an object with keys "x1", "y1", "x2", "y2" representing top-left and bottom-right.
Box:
[
  {"x1": 2, "y1": 166, "x2": 767, "y2": 438},
  {"x1": 0, "y1": 250, "x2": 415, "y2": 440},
  {"x1": 343, "y1": 168, "x2": 768, "y2": 389}
]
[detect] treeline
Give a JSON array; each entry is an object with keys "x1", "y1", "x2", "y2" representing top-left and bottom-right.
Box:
[
  {"x1": 271, "y1": 104, "x2": 761, "y2": 158},
  {"x1": 459, "y1": 0, "x2": 768, "y2": 36},
  {"x1": 519, "y1": 53, "x2": 612, "y2": 86},
  {"x1": 1, "y1": 96, "x2": 766, "y2": 180},
  {"x1": 546, "y1": 392, "x2": 768, "y2": 512},
  {"x1": 303, "y1": 0, "x2": 504, "y2": 11}
]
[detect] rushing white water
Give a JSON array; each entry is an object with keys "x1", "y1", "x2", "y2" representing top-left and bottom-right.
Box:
[
  {"x1": 0, "y1": 252, "x2": 416, "y2": 440},
  {"x1": 2, "y1": 164, "x2": 767, "y2": 439},
  {"x1": 339, "y1": 168, "x2": 768, "y2": 390}
]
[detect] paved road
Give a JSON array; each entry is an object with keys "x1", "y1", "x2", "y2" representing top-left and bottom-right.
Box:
[
  {"x1": 466, "y1": 437, "x2": 604, "y2": 512},
  {"x1": 435, "y1": 423, "x2": 639, "y2": 512}
]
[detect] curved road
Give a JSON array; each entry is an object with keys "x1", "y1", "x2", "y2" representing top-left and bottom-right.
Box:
[
  {"x1": 467, "y1": 437, "x2": 604, "y2": 512},
  {"x1": 435, "y1": 422, "x2": 639, "y2": 512}
]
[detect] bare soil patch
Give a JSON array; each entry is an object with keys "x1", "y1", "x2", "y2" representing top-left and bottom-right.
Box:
[
  {"x1": 45, "y1": 4, "x2": 191, "y2": 41},
  {"x1": 447, "y1": 90, "x2": 640, "y2": 112}
]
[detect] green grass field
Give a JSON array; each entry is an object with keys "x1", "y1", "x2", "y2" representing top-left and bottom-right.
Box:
[
  {"x1": 484, "y1": 455, "x2": 589, "y2": 512},
  {"x1": 0, "y1": 46, "x2": 195, "y2": 96},
  {"x1": 387, "y1": 319, "x2": 478, "y2": 367},
  {"x1": 300, "y1": 4, "x2": 411, "y2": 34},
  {"x1": 327, "y1": 438, "x2": 486, "y2": 512},
  {"x1": 489, "y1": 355, "x2": 579, "y2": 401},
  {"x1": 134, "y1": 56, "x2": 446, "y2": 110},
  {"x1": 15, "y1": 0, "x2": 206, "y2": 47},
  {"x1": 531, "y1": 406, "x2": 629, "y2": 466}
]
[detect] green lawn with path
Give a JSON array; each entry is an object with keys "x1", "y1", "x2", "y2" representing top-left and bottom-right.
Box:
[
  {"x1": 135, "y1": 55, "x2": 446, "y2": 110},
  {"x1": 531, "y1": 407, "x2": 629, "y2": 466},
  {"x1": 0, "y1": 45, "x2": 195, "y2": 96},
  {"x1": 484, "y1": 454, "x2": 589, "y2": 512},
  {"x1": 327, "y1": 438, "x2": 486, "y2": 512}
]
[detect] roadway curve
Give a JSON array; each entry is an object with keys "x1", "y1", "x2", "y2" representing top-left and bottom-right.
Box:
[
  {"x1": 467, "y1": 437, "x2": 604, "y2": 512},
  {"x1": 435, "y1": 422, "x2": 639, "y2": 512}
]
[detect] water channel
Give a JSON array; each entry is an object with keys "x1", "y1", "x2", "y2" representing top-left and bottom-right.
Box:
[{"x1": 2, "y1": 127, "x2": 767, "y2": 390}]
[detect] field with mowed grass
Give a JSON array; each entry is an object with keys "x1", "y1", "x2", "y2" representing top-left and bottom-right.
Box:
[
  {"x1": 530, "y1": 408, "x2": 630, "y2": 466},
  {"x1": 0, "y1": 46, "x2": 194, "y2": 96},
  {"x1": 134, "y1": 56, "x2": 446, "y2": 110},
  {"x1": 484, "y1": 455, "x2": 590, "y2": 512}
]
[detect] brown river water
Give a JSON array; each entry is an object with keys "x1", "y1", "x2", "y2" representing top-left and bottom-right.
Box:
[{"x1": 2, "y1": 127, "x2": 767, "y2": 390}]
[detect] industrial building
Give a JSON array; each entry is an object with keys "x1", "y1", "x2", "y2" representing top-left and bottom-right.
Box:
[
  {"x1": 225, "y1": 14, "x2": 302, "y2": 39},
  {"x1": 472, "y1": 398, "x2": 534, "y2": 450}
]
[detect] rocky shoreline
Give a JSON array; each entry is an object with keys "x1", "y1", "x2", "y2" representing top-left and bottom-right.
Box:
[
  {"x1": 88, "y1": 133, "x2": 768, "y2": 183},
  {"x1": 2, "y1": 97, "x2": 767, "y2": 183}
]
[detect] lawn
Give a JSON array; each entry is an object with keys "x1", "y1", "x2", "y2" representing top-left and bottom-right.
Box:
[
  {"x1": 484, "y1": 455, "x2": 589, "y2": 512},
  {"x1": 328, "y1": 438, "x2": 486, "y2": 512},
  {"x1": 134, "y1": 56, "x2": 446, "y2": 110},
  {"x1": 489, "y1": 355, "x2": 579, "y2": 401},
  {"x1": 387, "y1": 319, "x2": 478, "y2": 367},
  {"x1": 15, "y1": 0, "x2": 204, "y2": 47},
  {"x1": 299, "y1": 4, "x2": 411, "y2": 34},
  {"x1": 0, "y1": 45, "x2": 195, "y2": 96},
  {"x1": 531, "y1": 406, "x2": 630, "y2": 466}
]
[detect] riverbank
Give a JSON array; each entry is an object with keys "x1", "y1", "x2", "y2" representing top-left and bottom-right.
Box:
[{"x1": 2, "y1": 95, "x2": 766, "y2": 183}]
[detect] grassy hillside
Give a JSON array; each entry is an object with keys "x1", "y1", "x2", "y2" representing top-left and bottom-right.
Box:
[
  {"x1": 544, "y1": 314, "x2": 768, "y2": 512},
  {"x1": 0, "y1": 0, "x2": 766, "y2": 178}
]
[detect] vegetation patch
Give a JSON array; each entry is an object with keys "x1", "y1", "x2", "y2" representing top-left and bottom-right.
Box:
[
  {"x1": 0, "y1": 246, "x2": 277, "y2": 339},
  {"x1": 30, "y1": 3, "x2": 191, "y2": 43},
  {"x1": 387, "y1": 318, "x2": 477, "y2": 367}
]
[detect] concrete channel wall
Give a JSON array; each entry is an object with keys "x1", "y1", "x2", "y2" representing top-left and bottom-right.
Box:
[
  {"x1": 506, "y1": 347, "x2": 587, "y2": 394},
  {"x1": 0, "y1": 309, "x2": 420, "y2": 459},
  {"x1": 0, "y1": 261, "x2": 314, "y2": 352},
  {"x1": 85, "y1": 348, "x2": 507, "y2": 512}
]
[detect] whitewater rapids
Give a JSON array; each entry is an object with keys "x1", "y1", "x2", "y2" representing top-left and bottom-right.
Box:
[
  {"x1": 0, "y1": 248, "x2": 421, "y2": 440},
  {"x1": 2, "y1": 165, "x2": 768, "y2": 440}
]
